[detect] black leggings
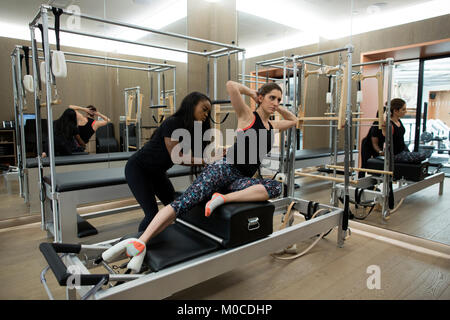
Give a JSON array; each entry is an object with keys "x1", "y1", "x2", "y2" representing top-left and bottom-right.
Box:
[{"x1": 125, "y1": 157, "x2": 176, "y2": 232}]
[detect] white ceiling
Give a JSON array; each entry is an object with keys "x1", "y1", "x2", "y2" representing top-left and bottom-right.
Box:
[{"x1": 0, "y1": 0, "x2": 449, "y2": 61}]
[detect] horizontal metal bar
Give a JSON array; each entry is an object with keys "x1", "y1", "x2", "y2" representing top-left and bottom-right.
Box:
[
  {"x1": 151, "y1": 67, "x2": 173, "y2": 73},
  {"x1": 210, "y1": 49, "x2": 242, "y2": 58},
  {"x1": 46, "y1": 4, "x2": 244, "y2": 51},
  {"x1": 50, "y1": 27, "x2": 206, "y2": 57},
  {"x1": 295, "y1": 47, "x2": 349, "y2": 60},
  {"x1": 239, "y1": 74, "x2": 280, "y2": 81},
  {"x1": 353, "y1": 59, "x2": 391, "y2": 67},
  {"x1": 36, "y1": 56, "x2": 152, "y2": 72},
  {"x1": 256, "y1": 56, "x2": 288, "y2": 66},
  {"x1": 205, "y1": 47, "x2": 230, "y2": 56},
  {"x1": 64, "y1": 59, "x2": 151, "y2": 71},
  {"x1": 124, "y1": 87, "x2": 141, "y2": 91},
  {"x1": 37, "y1": 48, "x2": 176, "y2": 68},
  {"x1": 176, "y1": 219, "x2": 224, "y2": 245}
]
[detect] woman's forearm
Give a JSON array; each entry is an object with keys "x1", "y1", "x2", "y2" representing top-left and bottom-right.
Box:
[
  {"x1": 96, "y1": 112, "x2": 110, "y2": 122},
  {"x1": 276, "y1": 105, "x2": 297, "y2": 122},
  {"x1": 227, "y1": 81, "x2": 255, "y2": 97},
  {"x1": 69, "y1": 105, "x2": 85, "y2": 111}
]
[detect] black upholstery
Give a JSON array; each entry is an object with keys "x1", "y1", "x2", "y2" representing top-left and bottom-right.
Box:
[
  {"x1": 367, "y1": 157, "x2": 429, "y2": 182},
  {"x1": 43, "y1": 164, "x2": 192, "y2": 192},
  {"x1": 121, "y1": 224, "x2": 221, "y2": 272},
  {"x1": 96, "y1": 123, "x2": 119, "y2": 153},
  {"x1": 26, "y1": 151, "x2": 134, "y2": 168},
  {"x1": 180, "y1": 201, "x2": 275, "y2": 248},
  {"x1": 77, "y1": 214, "x2": 98, "y2": 238}
]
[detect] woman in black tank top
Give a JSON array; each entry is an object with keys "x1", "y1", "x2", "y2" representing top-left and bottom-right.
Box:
[
  {"x1": 69, "y1": 105, "x2": 110, "y2": 150},
  {"x1": 107, "y1": 82, "x2": 299, "y2": 261},
  {"x1": 382, "y1": 98, "x2": 431, "y2": 163}
]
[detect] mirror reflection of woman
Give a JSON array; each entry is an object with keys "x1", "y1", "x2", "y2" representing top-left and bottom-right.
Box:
[{"x1": 69, "y1": 105, "x2": 110, "y2": 151}]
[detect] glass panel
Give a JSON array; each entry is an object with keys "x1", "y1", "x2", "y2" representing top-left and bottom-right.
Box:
[
  {"x1": 392, "y1": 60, "x2": 420, "y2": 150},
  {"x1": 421, "y1": 57, "x2": 450, "y2": 164}
]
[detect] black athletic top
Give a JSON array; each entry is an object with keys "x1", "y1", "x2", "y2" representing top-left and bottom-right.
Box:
[
  {"x1": 361, "y1": 121, "x2": 385, "y2": 156},
  {"x1": 391, "y1": 119, "x2": 407, "y2": 155},
  {"x1": 132, "y1": 116, "x2": 184, "y2": 171},
  {"x1": 227, "y1": 111, "x2": 274, "y2": 177},
  {"x1": 78, "y1": 118, "x2": 96, "y2": 144}
]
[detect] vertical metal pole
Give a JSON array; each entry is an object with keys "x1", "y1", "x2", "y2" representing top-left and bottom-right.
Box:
[
  {"x1": 331, "y1": 75, "x2": 339, "y2": 207},
  {"x1": 124, "y1": 91, "x2": 129, "y2": 151},
  {"x1": 241, "y1": 51, "x2": 246, "y2": 86},
  {"x1": 383, "y1": 58, "x2": 394, "y2": 220},
  {"x1": 255, "y1": 63, "x2": 259, "y2": 94},
  {"x1": 136, "y1": 87, "x2": 141, "y2": 149},
  {"x1": 338, "y1": 45, "x2": 353, "y2": 248},
  {"x1": 173, "y1": 67, "x2": 177, "y2": 111},
  {"x1": 241, "y1": 51, "x2": 246, "y2": 102},
  {"x1": 287, "y1": 58, "x2": 299, "y2": 198},
  {"x1": 11, "y1": 52, "x2": 24, "y2": 198},
  {"x1": 206, "y1": 56, "x2": 210, "y2": 97},
  {"x1": 30, "y1": 26, "x2": 46, "y2": 230},
  {"x1": 42, "y1": 7, "x2": 60, "y2": 242},
  {"x1": 150, "y1": 72, "x2": 153, "y2": 108},
  {"x1": 157, "y1": 72, "x2": 161, "y2": 105},
  {"x1": 17, "y1": 51, "x2": 28, "y2": 201},
  {"x1": 279, "y1": 57, "x2": 287, "y2": 189},
  {"x1": 213, "y1": 57, "x2": 218, "y2": 100}
]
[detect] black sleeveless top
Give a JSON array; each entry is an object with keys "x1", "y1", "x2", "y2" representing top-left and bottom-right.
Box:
[
  {"x1": 78, "y1": 117, "x2": 95, "y2": 144},
  {"x1": 391, "y1": 119, "x2": 407, "y2": 155},
  {"x1": 226, "y1": 111, "x2": 274, "y2": 177}
]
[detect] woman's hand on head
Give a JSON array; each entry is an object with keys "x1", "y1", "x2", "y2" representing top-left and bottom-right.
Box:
[{"x1": 250, "y1": 90, "x2": 259, "y2": 104}]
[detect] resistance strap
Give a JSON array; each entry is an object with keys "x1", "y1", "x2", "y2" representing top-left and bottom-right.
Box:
[
  {"x1": 52, "y1": 7, "x2": 64, "y2": 51},
  {"x1": 22, "y1": 46, "x2": 31, "y2": 75}
]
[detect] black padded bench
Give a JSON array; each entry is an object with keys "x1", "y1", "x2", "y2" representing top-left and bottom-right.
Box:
[
  {"x1": 42, "y1": 165, "x2": 194, "y2": 243},
  {"x1": 26, "y1": 152, "x2": 135, "y2": 168},
  {"x1": 24, "y1": 152, "x2": 136, "y2": 214},
  {"x1": 367, "y1": 157, "x2": 429, "y2": 182}
]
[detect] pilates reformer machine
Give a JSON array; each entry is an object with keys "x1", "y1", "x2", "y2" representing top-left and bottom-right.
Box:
[
  {"x1": 38, "y1": 43, "x2": 355, "y2": 300},
  {"x1": 123, "y1": 63, "x2": 177, "y2": 151},
  {"x1": 254, "y1": 51, "x2": 361, "y2": 193},
  {"x1": 27, "y1": 4, "x2": 245, "y2": 245},
  {"x1": 10, "y1": 43, "x2": 176, "y2": 213},
  {"x1": 331, "y1": 59, "x2": 445, "y2": 221}
]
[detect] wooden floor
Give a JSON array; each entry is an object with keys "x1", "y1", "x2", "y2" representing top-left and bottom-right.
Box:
[{"x1": 0, "y1": 177, "x2": 449, "y2": 300}]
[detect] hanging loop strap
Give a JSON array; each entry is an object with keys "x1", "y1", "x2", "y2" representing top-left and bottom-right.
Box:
[
  {"x1": 22, "y1": 46, "x2": 31, "y2": 75},
  {"x1": 209, "y1": 112, "x2": 230, "y2": 125},
  {"x1": 52, "y1": 7, "x2": 64, "y2": 51}
]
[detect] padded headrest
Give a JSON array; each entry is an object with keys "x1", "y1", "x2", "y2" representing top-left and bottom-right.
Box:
[
  {"x1": 51, "y1": 51, "x2": 67, "y2": 78},
  {"x1": 23, "y1": 75, "x2": 34, "y2": 93},
  {"x1": 40, "y1": 61, "x2": 46, "y2": 84}
]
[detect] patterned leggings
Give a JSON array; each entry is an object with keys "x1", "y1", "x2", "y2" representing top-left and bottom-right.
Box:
[
  {"x1": 394, "y1": 149, "x2": 432, "y2": 164},
  {"x1": 170, "y1": 159, "x2": 282, "y2": 216}
]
